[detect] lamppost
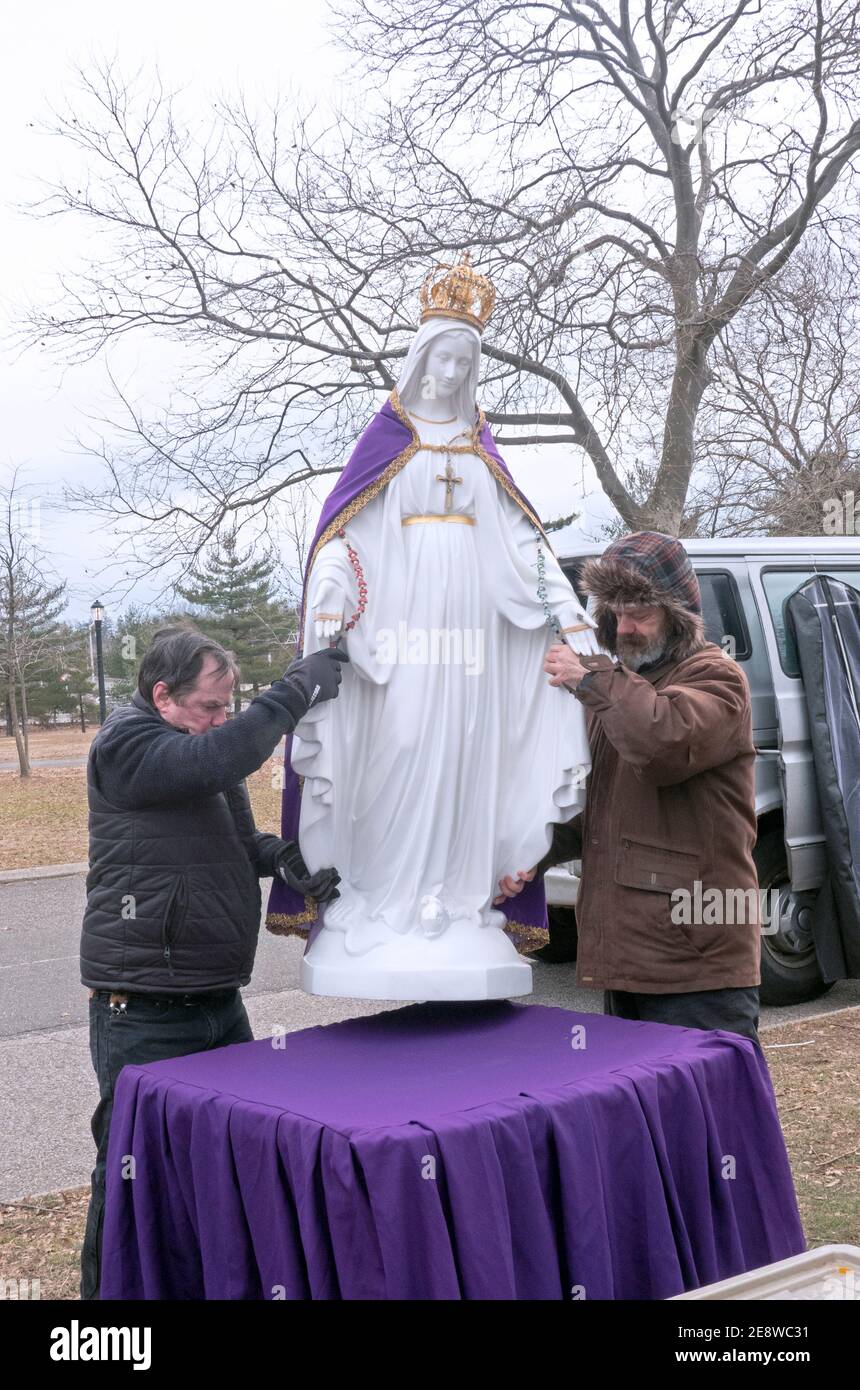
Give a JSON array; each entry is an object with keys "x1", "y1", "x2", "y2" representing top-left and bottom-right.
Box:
[{"x1": 91, "y1": 600, "x2": 107, "y2": 726}]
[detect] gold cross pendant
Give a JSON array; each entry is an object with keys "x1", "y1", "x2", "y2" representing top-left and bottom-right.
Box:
[{"x1": 436, "y1": 454, "x2": 464, "y2": 513}]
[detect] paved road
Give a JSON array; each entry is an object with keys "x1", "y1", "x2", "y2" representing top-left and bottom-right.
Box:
[
  {"x1": 1, "y1": 870, "x2": 859, "y2": 1202},
  {"x1": 0, "y1": 757, "x2": 89, "y2": 770},
  {"x1": 0, "y1": 750, "x2": 290, "y2": 771}
]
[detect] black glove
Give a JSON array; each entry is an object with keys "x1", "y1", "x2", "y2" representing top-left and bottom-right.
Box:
[
  {"x1": 274, "y1": 840, "x2": 341, "y2": 903},
  {"x1": 269, "y1": 646, "x2": 349, "y2": 723}
]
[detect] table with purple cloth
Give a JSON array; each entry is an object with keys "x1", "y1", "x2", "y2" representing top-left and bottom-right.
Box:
[{"x1": 100, "y1": 1001, "x2": 805, "y2": 1300}]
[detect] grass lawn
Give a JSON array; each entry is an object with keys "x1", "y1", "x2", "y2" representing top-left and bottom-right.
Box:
[
  {"x1": 765, "y1": 1007, "x2": 860, "y2": 1249},
  {"x1": 0, "y1": 755, "x2": 284, "y2": 870},
  {"x1": 0, "y1": 728, "x2": 97, "y2": 763},
  {"x1": 1, "y1": 1008, "x2": 857, "y2": 1299}
]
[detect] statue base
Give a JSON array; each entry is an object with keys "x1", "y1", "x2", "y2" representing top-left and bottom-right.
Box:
[{"x1": 300, "y1": 909, "x2": 534, "y2": 1001}]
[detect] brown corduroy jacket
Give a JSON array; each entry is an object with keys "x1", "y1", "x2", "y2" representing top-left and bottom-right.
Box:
[{"x1": 539, "y1": 643, "x2": 762, "y2": 994}]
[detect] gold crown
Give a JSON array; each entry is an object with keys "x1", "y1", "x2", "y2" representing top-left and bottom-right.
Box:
[{"x1": 419, "y1": 252, "x2": 496, "y2": 333}]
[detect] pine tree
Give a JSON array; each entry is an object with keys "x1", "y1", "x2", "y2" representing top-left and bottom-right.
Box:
[
  {"x1": 52, "y1": 623, "x2": 98, "y2": 729},
  {"x1": 0, "y1": 541, "x2": 67, "y2": 772},
  {"x1": 175, "y1": 532, "x2": 297, "y2": 713}
]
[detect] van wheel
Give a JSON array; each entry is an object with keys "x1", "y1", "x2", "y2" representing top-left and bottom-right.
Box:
[{"x1": 755, "y1": 828, "x2": 832, "y2": 1006}]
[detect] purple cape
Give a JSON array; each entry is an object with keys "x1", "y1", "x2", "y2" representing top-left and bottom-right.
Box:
[{"x1": 265, "y1": 389, "x2": 556, "y2": 952}]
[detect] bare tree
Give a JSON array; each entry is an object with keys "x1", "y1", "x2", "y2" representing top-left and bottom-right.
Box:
[
  {"x1": 274, "y1": 481, "x2": 316, "y2": 614},
  {"x1": 19, "y1": 1, "x2": 860, "y2": 571},
  {"x1": 0, "y1": 471, "x2": 68, "y2": 775},
  {"x1": 689, "y1": 231, "x2": 860, "y2": 535}
]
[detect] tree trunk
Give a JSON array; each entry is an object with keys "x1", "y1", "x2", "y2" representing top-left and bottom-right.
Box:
[
  {"x1": 7, "y1": 678, "x2": 30, "y2": 777},
  {"x1": 646, "y1": 334, "x2": 711, "y2": 534},
  {"x1": 19, "y1": 673, "x2": 29, "y2": 760}
]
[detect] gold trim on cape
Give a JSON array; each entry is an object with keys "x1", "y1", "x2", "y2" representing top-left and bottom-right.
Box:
[
  {"x1": 505, "y1": 923, "x2": 551, "y2": 954},
  {"x1": 266, "y1": 906, "x2": 317, "y2": 934}
]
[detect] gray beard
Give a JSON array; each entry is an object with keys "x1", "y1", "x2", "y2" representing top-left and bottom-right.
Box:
[{"x1": 616, "y1": 637, "x2": 667, "y2": 671}]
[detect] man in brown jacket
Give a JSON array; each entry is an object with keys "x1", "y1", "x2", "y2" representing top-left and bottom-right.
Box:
[{"x1": 497, "y1": 531, "x2": 762, "y2": 1041}]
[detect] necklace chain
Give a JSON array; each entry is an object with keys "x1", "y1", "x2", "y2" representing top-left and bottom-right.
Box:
[{"x1": 408, "y1": 409, "x2": 457, "y2": 424}]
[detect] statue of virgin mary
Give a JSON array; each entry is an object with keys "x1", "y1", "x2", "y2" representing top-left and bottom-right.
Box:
[{"x1": 266, "y1": 254, "x2": 599, "y2": 999}]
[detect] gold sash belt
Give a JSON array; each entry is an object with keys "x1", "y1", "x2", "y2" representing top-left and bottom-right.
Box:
[{"x1": 401, "y1": 514, "x2": 476, "y2": 526}]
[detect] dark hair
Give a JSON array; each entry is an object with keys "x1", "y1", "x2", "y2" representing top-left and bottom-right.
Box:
[{"x1": 138, "y1": 625, "x2": 240, "y2": 704}]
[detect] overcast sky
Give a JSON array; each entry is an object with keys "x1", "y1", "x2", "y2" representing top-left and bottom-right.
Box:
[{"x1": 1, "y1": 2, "x2": 607, "y2": 626}]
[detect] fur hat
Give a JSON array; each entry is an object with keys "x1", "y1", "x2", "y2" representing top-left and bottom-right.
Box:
[{"x1": 580, "y1": 531, "x2": 707, "y2": 665}]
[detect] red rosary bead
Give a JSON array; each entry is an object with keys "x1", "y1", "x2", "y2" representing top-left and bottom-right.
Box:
[{"x1": 337, "y1": 527, "x2": 367, "y2": 633}]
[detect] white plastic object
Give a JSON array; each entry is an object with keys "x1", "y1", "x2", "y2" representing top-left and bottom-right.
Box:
[{"x1": 670, "y1": 1245, "x2": 860, "y2": 1300}]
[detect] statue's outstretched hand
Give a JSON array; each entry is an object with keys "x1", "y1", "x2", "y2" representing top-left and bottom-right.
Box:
[
  {"x1": 492, "y1": 867, "x2": 537, "y2": 906},
  {"x1": 313, "y1": 580, "x2": 346, "y2": 641}
]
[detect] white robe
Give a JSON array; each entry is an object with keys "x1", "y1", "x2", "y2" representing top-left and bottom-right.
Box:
[{"x1": 295, "y1": 412, "x2": 599, "y2": 954}]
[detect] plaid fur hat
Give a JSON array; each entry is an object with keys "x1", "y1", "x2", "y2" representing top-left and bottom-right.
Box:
[{"x1": 580, "y1": 531, "x2": 707, "y2": 664}]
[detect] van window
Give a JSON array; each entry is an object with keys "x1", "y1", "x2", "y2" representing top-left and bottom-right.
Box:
[
  {"x1": 697, "y1": 572, "x2": 751, "y2": 659},
  {"x1": 762, "y1": 568, "x2": 860, "y2": 676},
  {"x1": 561, "y1": 559, "x2": 590, "y2": 607}
]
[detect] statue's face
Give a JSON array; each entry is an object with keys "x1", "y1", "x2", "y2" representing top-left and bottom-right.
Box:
[{"x1": 421, "y1": 331, "x2": 475, "y2": 400}]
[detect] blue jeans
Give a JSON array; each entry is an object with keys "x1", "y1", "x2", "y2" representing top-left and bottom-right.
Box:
[{"x1": 80, "y1": 987, "x2": 254, "y2": 1300}]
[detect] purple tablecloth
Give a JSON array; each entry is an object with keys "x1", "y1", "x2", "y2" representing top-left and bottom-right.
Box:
[{"x1": 100, "y1": 1002, "x2": 805, "y2": 1300}]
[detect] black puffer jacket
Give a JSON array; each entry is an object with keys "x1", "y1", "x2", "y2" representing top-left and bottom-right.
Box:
[{"x1": 80, "y1": 685, "x2": 304, "y2": 994}]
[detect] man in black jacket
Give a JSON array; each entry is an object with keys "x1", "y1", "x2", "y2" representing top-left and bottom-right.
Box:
[{"x1": 80, "y1": 625, "x2": 347, "y2": 1299}]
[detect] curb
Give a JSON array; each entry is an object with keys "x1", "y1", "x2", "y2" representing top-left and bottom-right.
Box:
[
  {"x1": 760, "y1": 1001, "x2": 860, "y2": 1033},
  {"x1": 0, "y1": 863, "x2": 88, "y2": 884}
]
